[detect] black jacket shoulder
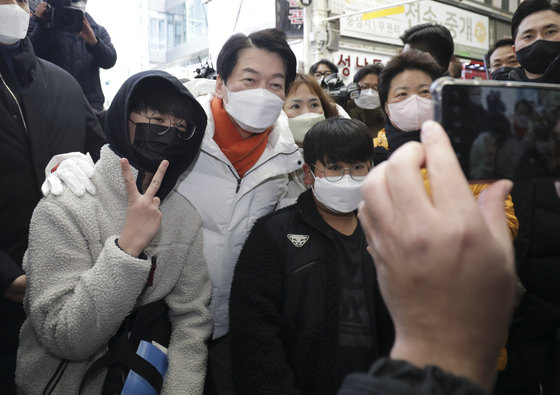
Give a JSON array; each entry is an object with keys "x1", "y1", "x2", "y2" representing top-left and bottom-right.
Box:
[{"x1": 339, "y1": 358, "x2": 489, "y2": 395}]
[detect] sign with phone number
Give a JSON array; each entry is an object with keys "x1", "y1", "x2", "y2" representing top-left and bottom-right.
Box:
[{"x1": 332, "y1": 0, "x2": 489, "y2": 51}]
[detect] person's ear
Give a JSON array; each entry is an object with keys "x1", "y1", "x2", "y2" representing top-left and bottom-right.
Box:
[
  {"x1": 512, "y1": 44, "x2": 516, "y2": 53},
  {"x1": 303, "y1": 163, "x2": 314, "y2": 186},
  {"x1": 215, "y1": 75, "x2": 225, "y2": 99}
]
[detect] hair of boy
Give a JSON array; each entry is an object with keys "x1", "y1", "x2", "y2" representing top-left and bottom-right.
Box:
[{"x1": 303, "y1": 117, "x2": 373, "y2": 168}]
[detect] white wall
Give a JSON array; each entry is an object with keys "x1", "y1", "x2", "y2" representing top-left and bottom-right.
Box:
[
  {"x1": 87, "y1": 0, "x2": 151, "y2": 107},
  {"x1": 206, "y1": 0, "x2": 275, "y2": 67}
]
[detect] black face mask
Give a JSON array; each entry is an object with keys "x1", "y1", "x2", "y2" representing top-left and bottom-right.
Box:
[
  {"x1": 131, "y1": 123, "x2": 187, "y2": 172},
  {"x1": 491, "y1": 67, "x2": 515, "y2": 80},
  {"x1": 516, "y1": 40, "x2": 560, "y2": 75}
]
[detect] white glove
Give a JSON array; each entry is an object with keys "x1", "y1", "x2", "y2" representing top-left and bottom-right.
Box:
[{"x1": 41, "y1": 152, "x2": 96, "y2": 197}]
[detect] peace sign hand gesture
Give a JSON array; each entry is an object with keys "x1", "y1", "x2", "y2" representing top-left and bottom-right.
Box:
[{"x1": 117, "y1": 159, "x2": 169, "y2": 257}]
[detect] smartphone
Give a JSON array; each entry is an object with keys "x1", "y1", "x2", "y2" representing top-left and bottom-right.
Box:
[{"x1": 431, "y1": 77, "x2": 560, "y2": 181}]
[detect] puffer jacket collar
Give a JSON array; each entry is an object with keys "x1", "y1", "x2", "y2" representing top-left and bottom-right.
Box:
[
  {"x1": 197, "y1": 93, "x2": 299, "y2": 159},
  {"x1": 196, "y1": 93, "x2": 302, "y2": 195}
]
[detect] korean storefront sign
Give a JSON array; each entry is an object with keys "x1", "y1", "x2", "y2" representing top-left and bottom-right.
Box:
[
  {"x1": 331, "y1": 0, "x2": 489, "y2": 51},
  {"x1": 333, "y1": 50, "x2": 393, "y2": 80}
]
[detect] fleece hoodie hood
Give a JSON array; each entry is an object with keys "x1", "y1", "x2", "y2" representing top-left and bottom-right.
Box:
[{"x1": 105, "y1": 70, "x2": 207, "y2": 200}]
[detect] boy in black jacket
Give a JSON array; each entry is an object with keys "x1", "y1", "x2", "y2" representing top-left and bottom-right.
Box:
[{"x1": 229, "y1": 118, "x2": 394, "y2": 395}]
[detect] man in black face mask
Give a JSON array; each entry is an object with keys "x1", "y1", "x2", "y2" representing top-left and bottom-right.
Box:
[
  {"x1": 486, "y1": 38, "x2": 520, "y2": 80},
  {"x1": 502, "y1": 0, "x2": 560, "y2": 83},
  {"x1": 493, "y1": 2, "x2": 560, "y2": 394}
]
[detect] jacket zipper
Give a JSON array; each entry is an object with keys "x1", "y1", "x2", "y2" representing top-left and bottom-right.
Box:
[
  {"x1": 42, "y1": 359, "x2": 69, "y2": 395},
  {"x1": 203, "y1": 147, "x2": 300, "y2": 194},
  {"x1": 0, "y1": 72, "x2": 28, "y2": 136}
]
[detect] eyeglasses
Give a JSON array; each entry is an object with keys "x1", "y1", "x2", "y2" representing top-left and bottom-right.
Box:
[
  {"x1": 130, "y1": 111, "x2": 196, "y2": 141},
  {"x1": 358, "y1": 84, "x2": 378, "y2": 91},
  {"x1": 312, "y1": 162, "x2": 372, "y2": 182},
  {"x1": 313, "y1": 71, "x2": 334, "y2": 78}
]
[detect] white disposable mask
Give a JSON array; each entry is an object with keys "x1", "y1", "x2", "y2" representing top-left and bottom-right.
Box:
[
  {"x1": 288, "y1": 112, "x2": 325, "y2": 144},
  {"x1": 223, "y1": 85, "x2": 285, "y2": 133},
  {"x1": 387, "y1": 94, "x2": 433, "y2": 132},
  {"x1": 0, "y1": 4, "x2": 30, "y2": 46},
  {"x1": 311, "y1": 173, "x2": 365, "y2": 213},
  {"x1": 354, "y1": 89, "x2": 380, "y2": 110}
]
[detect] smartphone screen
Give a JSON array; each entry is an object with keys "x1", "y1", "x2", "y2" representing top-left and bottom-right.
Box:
[{"x1": 433, "y1": 80, "x2": 560, "y2": 181}]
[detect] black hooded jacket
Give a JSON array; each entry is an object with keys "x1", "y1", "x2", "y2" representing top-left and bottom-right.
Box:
[
  {"x1": 0, "y1": 36, "x2": 105, "y2": 370},
  {"x1": 104, "y1": 70, "x2": 207, "y2": 200},
  {"x1": 30, "y1": 13, "x2": 117, "y2": 111},
  {"x1": 491, "y1": 53, "x2": 560, "y2": 393}
]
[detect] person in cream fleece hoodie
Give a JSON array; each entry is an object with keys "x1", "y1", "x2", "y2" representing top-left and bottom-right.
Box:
[{"x1": 16, "y1": 70, "x2": 212, "y2": 394}]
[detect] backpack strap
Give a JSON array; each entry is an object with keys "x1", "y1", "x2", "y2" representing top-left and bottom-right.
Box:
[
  {"x1": 78, "y1": 300, "x2": 169, "y2": 394},
  {"x1": 108, "y1": 336, "x2": 164, "y2": 392}
]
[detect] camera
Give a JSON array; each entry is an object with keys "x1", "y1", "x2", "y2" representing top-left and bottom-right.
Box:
[
  {"x1": 320, "y1": 73, "x2": 361, "y2": 102},
  {"x1": 45, "y1": 0, "x2": 87, "y2": 33},
  {"x1": 194, "y1": 61, "x2": 217, "y2": 80}
]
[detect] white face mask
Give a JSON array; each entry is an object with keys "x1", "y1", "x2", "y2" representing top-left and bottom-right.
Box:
[
  {"x1": 354, "y1": 89, "x2": 380, "y2": 110},
  {"x1": 0, "y1": 4, "x2": 30, "y2": 46},
  {"x1": 223, "y1": 84, "x2": 285, "y2": 133},
  {"x1": 311, "y1": 173, "x2": 365, "y2": 213},
  {"x1": 387, "y1": 94, "x2": 433, "y2": 132},
  {"x1": 288, "y1": 112, "x2": 325, "y2": 144}
]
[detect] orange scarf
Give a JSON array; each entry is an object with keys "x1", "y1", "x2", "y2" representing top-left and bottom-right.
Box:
[{"x1": 211, "y1": 97, "x2": 271, "y2": 178}]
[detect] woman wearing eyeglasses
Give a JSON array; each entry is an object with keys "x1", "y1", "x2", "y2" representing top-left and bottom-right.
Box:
[{"x1": 16, "y1": 71, "x2": 213, "y2": 394}]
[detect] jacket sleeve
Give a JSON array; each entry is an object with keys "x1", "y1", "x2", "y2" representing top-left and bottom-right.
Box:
[
  {"x1": 470, "y1": 184, "x2": 519, "y2": 240},
  {"x1": 0, "y1": 250, "x2": 24, "y2": 295},
  {"x1": 29, "y1": 20, "x2": 53, "y2": 59},
  {"x1": 86, "y1": 24, "x2": 117, "y2": 69},
  {"x1": 229, "y1": 219, "x2": 301, "y2": 395},
  {"x1": 24, "y1": 199, "x2": 151, "y2": 361},
  {"x1": 162, "y1": 227, "x2": 212, "y2": 395},
  {"x1": 339, "y1": 358, "x2": 490, "y2": 395}
]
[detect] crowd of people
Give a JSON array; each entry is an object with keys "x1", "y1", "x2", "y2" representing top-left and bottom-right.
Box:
[{"x1": 1, "y1": 0, "x2": 560, "y2": 393}]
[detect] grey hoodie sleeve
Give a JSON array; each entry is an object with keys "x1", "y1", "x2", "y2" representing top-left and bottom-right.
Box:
[
  {"x1": 24, "y1": 199, "x2": 151, "y2": 361},
  {"x1": 162, "y1": 227, "x2": 212, "y2": 394}
]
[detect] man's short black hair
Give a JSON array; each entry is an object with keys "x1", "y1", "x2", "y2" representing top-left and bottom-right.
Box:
[
  {"x1": 400, "y1": 23, "x2": 454, "y2": 70},
  {"x1": 378, "y1": 50, "x2": 443, "y2": 114},
  {"x1": 216, "y1": 28, "x2": 296, "y2": 94},
  {"x1": 486, "y1": 38, "x2": 515, "y2": 61},
  {"x1": 129, "y1": 78, "x2": 192, "y2": 122},
  {"x1": 511, "y1": 0, "x2": 558, "y2": 39},
  {"x1": 303, "y1": 117, "x2": 373, "y2": 166},
  {"x1": 353, "y1": 64, "x2": 384, "y2": 83},
  {"x1": 309, "y1": 59, "x2": 339, "y2": 74}
]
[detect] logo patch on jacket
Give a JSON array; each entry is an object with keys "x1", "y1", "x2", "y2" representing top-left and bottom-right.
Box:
[{"x1": 287, "y1": 234, "x2": 309, "y2": 247}]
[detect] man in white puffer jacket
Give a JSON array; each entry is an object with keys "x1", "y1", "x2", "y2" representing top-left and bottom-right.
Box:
[
  {"x1": 16, "y1": 71, "x2": 212, "y2": 394},
  {"x1": 176, "y1": 28, "x2": 304, "y2": 392}
]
